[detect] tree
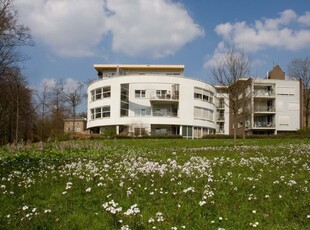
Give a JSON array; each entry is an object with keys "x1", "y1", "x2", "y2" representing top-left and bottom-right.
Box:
[
  {"x1": 0, "y1": 68, "x2": 34, "y2": 144},
  {"x1": 287, "y1": 57, "x2": 310, "y2": 128},
  {"x1": 34, "y1": 81, "x2": 52, "y2": 141},
  {"x1": 210, "y1": 47, "x2": 252, "y2": 140},
  {"x1": 62, "y1": 82, "x2": 84, "y2": 132},
  {"x1": 0, "y1": 0, "x2": 33, "y2": 75},
  {"x1": 0, "y1": 0, "x2": 33, "y2": 144},
  {"x1": 49, "y1": 80, "x2": 67, "y2": 135}
]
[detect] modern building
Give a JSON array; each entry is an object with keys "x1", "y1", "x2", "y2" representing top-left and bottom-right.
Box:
[
  {"x1": 87, "y1": 64, "x2": 302, "y2": 138},
  {"x1": 87, "y1": 64, "x2": 218, "y2": 138},
  {"x1": 222, "y1": 65, "x2": 303, "y2": 135}
]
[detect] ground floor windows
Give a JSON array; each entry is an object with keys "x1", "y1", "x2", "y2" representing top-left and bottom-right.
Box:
[
  {"x1": 194, "y1": 127, "x2": 214, "y2": 138},
  {"x1": 90, "y1": 124, "x2": 215, "y2": 138},
  {"x1": 182, "y1": 126, "x2": 192, "y2": 138},
  {"x1": 90, "y1": 106, "x2": 110, "y2": 120},
  {"x1": 134, "y1": 128, "x2": 147, "y2": 136},
  {"x1": 151, "y1": 125, "x2": 179, "y2": 136}
]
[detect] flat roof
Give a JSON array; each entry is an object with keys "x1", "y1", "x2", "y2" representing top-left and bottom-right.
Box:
[{"x1": 93, "y1": 64, "x2": 185, "y2": 72}]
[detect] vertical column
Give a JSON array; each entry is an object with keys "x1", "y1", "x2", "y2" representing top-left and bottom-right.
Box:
[{"x1": 116, "y1": 125, "x2": 119, "y2": 135}]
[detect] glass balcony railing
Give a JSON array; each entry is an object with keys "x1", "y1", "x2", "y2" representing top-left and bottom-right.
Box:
[
  {"x1": 150, "y1": 94, "x2": 179, "y2": 100},
  {"x1": 152, "y1": 112, "x2": 178, "y2": 117},
  {"x1": 253, "y1": 121, "x2": 275, "y2": 128},
  {"x1": 254, "y1": 90, "x2": 275, "y2": 97}
]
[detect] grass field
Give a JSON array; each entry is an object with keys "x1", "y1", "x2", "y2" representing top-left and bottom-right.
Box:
[{"x1": 0, "y1": 139, "x2": 309, "y2": 229}]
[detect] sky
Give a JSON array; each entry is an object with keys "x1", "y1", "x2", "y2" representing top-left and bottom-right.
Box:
[{"x1": 14, "y1": 0, "x2": 310, "y2": 105}]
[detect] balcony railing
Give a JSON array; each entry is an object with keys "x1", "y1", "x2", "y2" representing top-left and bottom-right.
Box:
[
  {"x1": 254, "y1": 106, "x2": 275, "y2": 112},
  {"x1": 217, "y1": 129, "x2": 225, "y2": 134},
  {"x1": 217, "y1": 116, "x2": 225, "y2": 121},
  {"x1": 150, "y1": 94, "x2": 179, "y2": 100},
  {"x1": 152, "y1": 112, "x2": 178, "y2": 117},
  {"x1": 254, "y1": 90, "x2": 275, "y2": 97},
  {"x1": 253, "y1": 121, "x2": 275, "y2": 128}
]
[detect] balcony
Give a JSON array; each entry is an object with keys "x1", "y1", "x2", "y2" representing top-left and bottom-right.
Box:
[
  {"x1": 254, "y1": 106, "x2": 275, "y2": 113},
  {"x1": 150, "y1": 94, "x2": 179, "y2": 104},
  {"x1": 217, "y1": 103, "x2": 225, "y2": 109},
  {"x1": 253, "y1": 121, "x2": 275, "y2": 128},
  {"x1": 254, "y1": 90, "x2": 275, "y2": 97},
  {"x1": 217, "y1": 115, "x2": 225, "y2": 121},
  {"x1": 152, "y1": 111, "x2": 178, "y2": 117}
]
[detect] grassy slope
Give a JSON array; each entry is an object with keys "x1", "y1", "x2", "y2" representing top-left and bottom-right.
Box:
[{"x1": 0, "y1": 139, "x2": 309, "y2": 229}]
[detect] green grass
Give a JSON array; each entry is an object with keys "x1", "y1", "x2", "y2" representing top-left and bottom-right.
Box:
[{"x1": 0, "y1": 139, "x2": 309, "y2": 229}]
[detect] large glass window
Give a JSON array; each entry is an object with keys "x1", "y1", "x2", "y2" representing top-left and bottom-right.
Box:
[
  {"x1": 121, "y1": 84, "x2": 129, "y2": 117},
  {"x1": 182, "y1": 126, "x2": 192, "y2": 138},
  {"x1": 194, "y1": 87, "x2": 213, "y2": 103},
  {"x1": 194, "y1": 107, "x2": 214, "y2": 121},
  {"x1": 91, "y1": 86, "x2": 111, "y2": 101},
  {"x1": 90, "y1": 106, "x2": 111, "y2": 120},
  {"x1": 102, "y1": 106, "x2": 111, "y2": 117}
]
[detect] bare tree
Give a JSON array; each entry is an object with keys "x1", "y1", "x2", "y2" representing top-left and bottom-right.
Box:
[
  {"x1": 287, "y1": 57, "x2": 310, "y2": 128},
  {"x1": 62, "y1": 82, "x2": 84, "y2": 132},
  {"x1": 49, "y1": 80, "x2": 67, "y2": 135},
  {"x1": 34, "y1": 81, "x2": 52, "y2": 140},
  {"x1": 211, "y1": 47, "x2": 252, "y2": 140},
  {"x1": 0, "y1": 0, "x2": 34, "y2": 145},
  {"x1": 0, "y1": 0, "x2": 33, "y2": 75}
]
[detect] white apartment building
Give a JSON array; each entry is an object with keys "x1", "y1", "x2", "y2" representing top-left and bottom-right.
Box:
[
  {"x1": 87, "y1": 64, "x2": 302, "y2": 138},
  {"x1": 246, "y1": 66, "x2": 302, "y2": 135}
]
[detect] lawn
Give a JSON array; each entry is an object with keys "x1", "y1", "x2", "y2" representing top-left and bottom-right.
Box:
[{"x1": 0, "y1": 139, "x2": 309, "y2": 229}]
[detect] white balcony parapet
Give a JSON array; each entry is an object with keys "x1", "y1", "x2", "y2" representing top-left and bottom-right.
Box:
[{"x1": 254, "y1": 106, "x2": 275, "y2": 112}]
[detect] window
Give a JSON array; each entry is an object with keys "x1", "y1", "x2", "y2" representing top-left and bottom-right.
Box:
[
  {"x1": 90, "y1": 106, "x2": 111, "y2": 120},
  {"x1": 135, "y1": 108, "x2": 151, "y2": 117},
  {"x1": 95, "y1": 108, "x2": 101, "y2": 118},
  {"x1": 91, "y1": 86, "x2": 111, "y2": 101},
  {"x1": 182, "y1": 126, "x2": 192, "y2": 138},
  {"x1": 194, "y1": 87, "x2": 213, "y2": 103},
  {"x1": 156, "y1": 90, "x2": 167, "y2": 97},
  {"x1": 135, "y1": 90, "x2": 146, "y2": 98},
  {"x1": 102, "y1": 87, "x2": 111, "y2": 98},
  {"x1": 95, "y1": 88, "x2": 102, "y2": 100},
  {"x1": 102, "y1": 106, "x2": 111, "y2": 117},
  {"x1": 134, "y1": 128, "x2": 146, "y2": 136},
  {"x1": 194, "y1": 107, "x2": 214, "y2": 121},
  {"x1": 121, "y1": 84, "x2": 129, "y2": 117}
]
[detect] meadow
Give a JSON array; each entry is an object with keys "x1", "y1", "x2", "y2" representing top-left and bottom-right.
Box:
[{"x1": 0, "y1": 139, "x2": 309, "y2": 229}]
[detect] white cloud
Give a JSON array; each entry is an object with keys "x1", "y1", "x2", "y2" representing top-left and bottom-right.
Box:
[
  {"x1": 298, "y1": 11, "x2": 310, "y2": 25},
  {"x1": 214, "y1": 9, "x2": 310, "y2": 52},
  {"x1": 203, "y1": 41, "x2": 227, "y2": 68},
  {"x1": 16, "y1": 0, "x2": 108, "y2": 57},
  {"x1": 15, "y1": 0, "x2": 203, "y2": 58},
  {"x1": 105, "y1": 0, "x2": 204, "y2": 58},
  {"x1": 205, "y1": 9, "x2": 310, "y2": 71}
]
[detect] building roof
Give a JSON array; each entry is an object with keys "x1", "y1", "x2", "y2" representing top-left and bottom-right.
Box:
[{"x1": 93, "y1": 64, "x2": 185, "y2": 72}]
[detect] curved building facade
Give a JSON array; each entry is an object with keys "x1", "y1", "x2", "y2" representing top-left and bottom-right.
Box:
[{"x1": 87, "y1": 64, "x2": 219, "y2": 138}]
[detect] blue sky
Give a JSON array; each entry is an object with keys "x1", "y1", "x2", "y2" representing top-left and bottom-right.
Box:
[{"x1": 16, "y1": 0, "x2": 310, "y2": 89}]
